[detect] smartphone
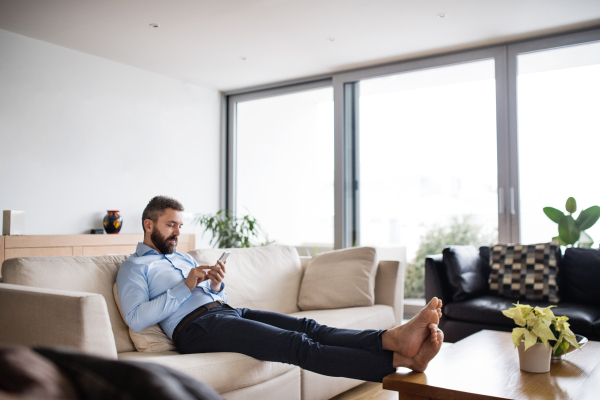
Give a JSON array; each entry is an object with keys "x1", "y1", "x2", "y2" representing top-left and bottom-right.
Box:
[{"x1": 215, "y1": 251, "x2": 230, "y2": 266}]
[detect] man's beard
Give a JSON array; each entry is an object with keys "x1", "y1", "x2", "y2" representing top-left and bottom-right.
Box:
[{"x1": 150, "y1": 227, "x2": 178, "y2": 254}]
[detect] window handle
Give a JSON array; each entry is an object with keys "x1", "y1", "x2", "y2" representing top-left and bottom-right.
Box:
[{"x1": 510, "y1": 187, "x2": 516, "y2": 215}]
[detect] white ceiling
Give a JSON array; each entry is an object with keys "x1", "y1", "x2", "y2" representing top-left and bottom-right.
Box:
[{"x1": 1, "y1": 0, "x2": 599, "y2": 92}]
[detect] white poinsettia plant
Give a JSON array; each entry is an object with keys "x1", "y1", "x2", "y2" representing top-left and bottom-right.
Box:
[{"x1": 502, "y1": 303, "x2": 581, "y2": 356}]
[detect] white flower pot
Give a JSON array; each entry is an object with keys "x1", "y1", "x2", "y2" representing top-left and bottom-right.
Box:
[{"x1": 517, "y1": 342, "x2": 552, "y2": 373}]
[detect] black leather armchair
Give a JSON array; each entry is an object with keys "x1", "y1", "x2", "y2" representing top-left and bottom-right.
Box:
[{"x1": 425, "y1": 246, "x2": 600, "y2": 343}]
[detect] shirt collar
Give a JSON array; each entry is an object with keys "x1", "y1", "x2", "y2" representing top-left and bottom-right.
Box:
[{"x1": 135, "y1": 242, "x2": 159, "y2": 257}]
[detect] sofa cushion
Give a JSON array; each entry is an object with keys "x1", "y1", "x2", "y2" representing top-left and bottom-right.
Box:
[
  {"x1": 488, "y1": 242, "x2": 559, "y2": 303},
  {"x1": 479, "y1": 246, "x2": 491, "y2": 267},
  {"x1": 112, "y1": 282, "x2": 176, "y2": 353},
  {"x1": 444, "y1": 295, "x2": 600, "y2": 336},
  {"x1": 298, "y1": 247, "x2": 378, "y2": 311},
  {"x1": 188, "y1": 245, "x2": 302, "y2": 314},
  {"x1": 559, "y1": 248, "x2": 600, "y2": 306},
  {"x1": 1, "y1": 255, "x2": 134, "y2": 353},
  {"x1": 443, "y1": 245, "x2": 490, "y2": 302},
  {"x1": 117, "y1": 350, "x2": 297, "y2": 394},
  {"x1": 117, "y1": 305, "x2": 391, "y2": 396},
  {"x1": 593, "y1": 318, "x2": 600, "y2": 338},
  {"x1": 290, "y1": 305, "x2": 395, "y2": 331}
]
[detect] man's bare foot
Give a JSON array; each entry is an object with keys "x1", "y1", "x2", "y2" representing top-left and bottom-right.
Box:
[
  {"x1": 382, "y1": 297, "x2": 442, "y2": 358},
  {"x1": 393, "y1": 324, "x2": 444, "y2": 372}
]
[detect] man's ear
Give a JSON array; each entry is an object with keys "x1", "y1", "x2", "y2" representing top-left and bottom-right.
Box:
[{"x1": 143, "y1": 219, "x2": 154, "y2": 234}]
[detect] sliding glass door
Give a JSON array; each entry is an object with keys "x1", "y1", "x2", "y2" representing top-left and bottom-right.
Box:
[
  {"x1": 359, "y1": 60, "x2": 499, "y2": 251},
  {"x1": 516, "y1": 40, "x2": 600, "y2": 246},
  {"x1": 234, "y1": 86, "x2": 334, "y2": 251},
  {"x1": 357, "y1": 59, "x2": 499, "y2": 297},
  {"x1": 226, "y1": 27, "x2": 600, "y2": 263}
]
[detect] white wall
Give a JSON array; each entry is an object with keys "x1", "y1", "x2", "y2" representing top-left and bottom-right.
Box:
[{"x1": 0, "y1": 29, "x2": 221, "y2": 240}]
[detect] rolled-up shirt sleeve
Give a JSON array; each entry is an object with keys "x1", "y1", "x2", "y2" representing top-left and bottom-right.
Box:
[
  {"x1": 198, "y1": 280, "x2": 228, "y2": 303},
  {"x1": 117, "y1": 261, "x2": 191, "y2": 332}
]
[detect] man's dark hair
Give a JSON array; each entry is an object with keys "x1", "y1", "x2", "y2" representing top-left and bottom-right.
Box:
[{"x1": 142, "y1": 196, "x2": 184, "y2": 233}]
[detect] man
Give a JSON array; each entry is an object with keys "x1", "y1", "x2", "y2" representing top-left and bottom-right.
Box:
[{"x1": 117, "y1": 196, "x2": 444, "y2": 383}]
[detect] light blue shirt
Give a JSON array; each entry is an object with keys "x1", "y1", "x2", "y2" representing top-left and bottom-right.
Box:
[{"x1": 116, "y1": 242, "x2": 227, "y2": 340}]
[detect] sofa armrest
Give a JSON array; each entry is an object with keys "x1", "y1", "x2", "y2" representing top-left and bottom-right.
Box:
[
  {"x1": 425, "y1": 254, "x2": 452, "y2": 304},
  {"x1": 375, "y1": 260, "x2": 404, "y2": 325},
  {"x1": 0, "y1": 283, "x2": 118, "y2": 359}
]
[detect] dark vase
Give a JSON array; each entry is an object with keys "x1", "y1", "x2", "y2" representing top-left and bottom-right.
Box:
[{"x1": 103, "y1": 210, "x2": 123, "y2": 234}]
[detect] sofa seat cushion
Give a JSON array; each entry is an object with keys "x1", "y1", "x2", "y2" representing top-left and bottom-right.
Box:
[
  {"x1": 289, "y1": 304, "x2": 395, "y2": 331},
  {"x1": 444, "y1": 295, "x2": 600, "y2": 336},
  {"x1": 117, "y1": 350, "x2": 297, "y2": 394},
  {"x1": 119, "y1": 306, "x2": 392, "y2": 395}
]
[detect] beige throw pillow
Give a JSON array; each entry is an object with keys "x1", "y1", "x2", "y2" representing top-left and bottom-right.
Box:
[
  {"x1": 297, "y1": 247, "x2": 379, "y2": 311},
  {"x1": 112, "y1": 282, "x2": 177, "y2": 352}
]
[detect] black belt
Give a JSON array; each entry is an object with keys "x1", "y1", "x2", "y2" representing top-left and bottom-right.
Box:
[{"x1": 172, "y1": 300, "x2": 225, "y2": 344}]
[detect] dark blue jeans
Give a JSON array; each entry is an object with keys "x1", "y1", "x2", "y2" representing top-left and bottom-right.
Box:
[{"x1": 175, "y1": 305, "x2": 395, "y2": 382}]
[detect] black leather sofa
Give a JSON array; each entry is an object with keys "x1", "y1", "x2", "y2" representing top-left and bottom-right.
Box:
[{"x1": 425, "y1": 245, "x2": 600, "y2": 343}]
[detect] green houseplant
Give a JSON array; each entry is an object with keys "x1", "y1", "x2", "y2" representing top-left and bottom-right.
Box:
[
  {"x1": 192, "y1": 210, "x2": 271, "y2": 248},
  {"x1": 543, "y1": 197, "x2": 600, "y2": 247}
]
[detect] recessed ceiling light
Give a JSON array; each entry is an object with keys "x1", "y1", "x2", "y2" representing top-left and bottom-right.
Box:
[
  {"x1": 437, "y1": 13, "x2": 446, "y2": 19},
  {"x1": 328, "y1": 37, "x2": 335, "y2": 42},
  {"x1": 149, "y1": 23, "x2": 160, "y2": 28}
]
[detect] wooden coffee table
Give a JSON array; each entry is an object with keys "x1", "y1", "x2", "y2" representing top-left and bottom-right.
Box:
[{"x1": 383, "y1": 330, "x2": 600, "y2": 400}]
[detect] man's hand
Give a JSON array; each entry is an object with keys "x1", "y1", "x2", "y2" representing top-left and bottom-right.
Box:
[
  {"x1": 184, "y1": 267, "x2": 209, "y2": 292},
  {"x1": 206, "y1": 260, "x2": 226, "y2": 293},
  {"x1": 185, "y1": 261, "x2": 226, "y2": 293}
]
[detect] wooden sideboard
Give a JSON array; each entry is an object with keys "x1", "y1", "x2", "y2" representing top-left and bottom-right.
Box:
[{"x1": 0, "y1": 234, "x2": 196, "y2": 265}]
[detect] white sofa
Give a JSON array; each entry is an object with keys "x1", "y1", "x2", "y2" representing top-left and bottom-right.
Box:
[{"x1": 0, "y1": 245, "x2": 404, "y2": 400}]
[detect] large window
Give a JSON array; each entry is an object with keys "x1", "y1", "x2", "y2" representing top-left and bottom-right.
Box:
[
  {"x1": 235, "y1": 86, "x2": 334, "y2": 249},
  {"x1": 517, "y1": 41, "x2": 600, "y2": 245},
  {"x1": 226, "y1": 28, "x2": 600, "y2": 285},
  {"x1": 359, "y1": 60, "x2": 499, "y2": 260}
]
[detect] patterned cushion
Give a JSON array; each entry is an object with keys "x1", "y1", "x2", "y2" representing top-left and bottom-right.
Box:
[{"x1": 488, "y1": 242, "x2": 559, "y2": 303}]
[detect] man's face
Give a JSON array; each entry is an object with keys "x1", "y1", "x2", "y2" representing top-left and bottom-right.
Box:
[{"x1": 147, "y1": 208, "x2": 183, "y2": 254}]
